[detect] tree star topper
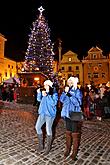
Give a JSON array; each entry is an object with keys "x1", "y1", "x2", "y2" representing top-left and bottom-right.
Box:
[{"x1": 38, "y1": 6, "x2": 45, "y2": 15}]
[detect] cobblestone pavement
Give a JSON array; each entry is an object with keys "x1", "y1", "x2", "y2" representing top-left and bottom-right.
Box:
[{"x1": 0, "y1": 101, "x2": 110, "y2": 165}]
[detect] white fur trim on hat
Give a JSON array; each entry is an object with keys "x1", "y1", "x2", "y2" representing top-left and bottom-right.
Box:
[
  {"x1": 67, "y1": 77, "x2": 79, "y2": 84},
  {"x1": 44, "y1": 80, "x2": 53, "y2": 87}
]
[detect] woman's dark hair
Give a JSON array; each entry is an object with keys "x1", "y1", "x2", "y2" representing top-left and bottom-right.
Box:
[{"x1": 48, "y1": 86, "x2": 54, "y2": 95}]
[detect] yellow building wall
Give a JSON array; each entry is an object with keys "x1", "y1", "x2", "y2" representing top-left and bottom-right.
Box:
[
  {"x1": 82, "y1": 46, "x2": 110, "y2": 85},
  {"x1": 3, "y1": 58, "x2": 17, "y2": 81},
  {"x1": 0, "y1": 34, "x2": 7, "y2": 59},
  {"x1": 0, "y1": 34, "x2": 17, "y2": 83},
  {"x1": 0, "y1": 34, "x2": 7, "y2": 83},
  {"x1": 59, "y1": 50, "x2": 83, "y2": 85}
]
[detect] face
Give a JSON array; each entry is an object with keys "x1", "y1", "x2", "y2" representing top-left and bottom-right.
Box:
[
  {"x1": 67, "y1": 80, "x2": 73, "y2": 87},
  {"x1": 44, "y1": 84, "x2": 49, "y2": 90}
]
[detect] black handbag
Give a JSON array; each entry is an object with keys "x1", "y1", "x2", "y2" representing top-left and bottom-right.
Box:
[{"x1": 69, "y1": 111, "x2": 83, "y2": 121}]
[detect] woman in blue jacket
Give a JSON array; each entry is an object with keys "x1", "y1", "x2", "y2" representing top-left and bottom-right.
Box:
[
  {"x1": 35, "y1": 80, "x2": 58, "y2": 155},
  {"x1": 60, "y1": 77, "x2": 83, "y2": 160}
]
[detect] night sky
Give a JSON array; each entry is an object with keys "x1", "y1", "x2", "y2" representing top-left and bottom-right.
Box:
[{"x1": 0, "y1": 0, "x2": 110, "y2": 61}]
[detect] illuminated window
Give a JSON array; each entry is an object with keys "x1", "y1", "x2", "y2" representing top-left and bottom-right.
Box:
[
  {"x1": 68, "y1": 57, "x2": 72, "y2": 61},
  {"x1": 34, "y1": 77, "x2": 39, "y2": 81}
]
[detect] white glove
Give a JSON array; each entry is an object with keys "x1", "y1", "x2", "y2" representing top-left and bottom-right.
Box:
[
  {"x1": 37, "y1": 88, "x2": 40, "y2": 93},
  {"x1": 42, "y1": 90, "x2": 47, "y2": 96},
  {"x1": 65, "y1": 86, "x2": 69, "y2": 93}
]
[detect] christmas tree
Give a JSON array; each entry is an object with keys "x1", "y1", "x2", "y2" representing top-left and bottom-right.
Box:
[{"x1": 23, "y1": 6, "x2": 55, "y2": 77}]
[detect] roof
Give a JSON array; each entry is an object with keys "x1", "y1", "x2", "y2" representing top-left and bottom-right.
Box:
[
  {"x1": 88, "y1": 46, "x2": 102, "y2": 52},
  {"x1": 0, "y1": 33, "x2": 7, "y2": 41},
  {"x1": 63, "y1": 50, "x2": 78, "y2": 56}
]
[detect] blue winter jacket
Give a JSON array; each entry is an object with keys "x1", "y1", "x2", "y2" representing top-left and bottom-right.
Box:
[
  {"x1": 60, "y1": 87, "x2": 83, "y2": 119},
  {"x1": 37, "y1": 91, "x2": 58, "y2": 118}
]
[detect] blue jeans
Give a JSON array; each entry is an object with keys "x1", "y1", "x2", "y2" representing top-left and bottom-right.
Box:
[{"x1": 35, "y1": 114, "x2": 55, "y2": 136}]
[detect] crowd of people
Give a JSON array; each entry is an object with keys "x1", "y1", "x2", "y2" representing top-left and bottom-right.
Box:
[
  {"x1": 82, "y1": 83, "x2": 110, "y2": 121},
  {"x1": 0, "y1": 83, "x2": 18, "y2": 102},
  {"x1": 0, "y1": 77, "x2": 110, "y2": 161}
]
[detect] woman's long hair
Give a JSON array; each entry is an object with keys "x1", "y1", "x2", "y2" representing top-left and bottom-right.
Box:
[{"x1": 48, "y1": 86, "x2": 54, "y2": 95}]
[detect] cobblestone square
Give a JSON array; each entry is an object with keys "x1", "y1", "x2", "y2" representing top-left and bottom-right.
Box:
[{"x1": 0, "y1": 101, "x2": 110, "y2": 165}]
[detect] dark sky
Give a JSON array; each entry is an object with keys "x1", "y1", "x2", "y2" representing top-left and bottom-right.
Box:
[{"x1": 0, "y1": 0, "x2": 110, "y2": 61}]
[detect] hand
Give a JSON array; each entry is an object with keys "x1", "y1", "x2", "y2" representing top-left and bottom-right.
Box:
[
  {"x1": 37, "y1": 88, "x2": 40, "y2": 93},
  {"x1": 65, "y1": 86, "x2": 69, "y2": 93},
  {"x1": 42, "y1": 90, "x2": 47, "y2": 96}
]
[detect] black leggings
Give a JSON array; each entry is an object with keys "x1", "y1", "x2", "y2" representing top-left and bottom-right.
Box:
[{"x1": 65, "y1": 117, "x2": 82, "y2": 133}]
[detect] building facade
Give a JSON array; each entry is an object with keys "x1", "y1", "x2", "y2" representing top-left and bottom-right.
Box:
[
  {"x1": 58, "y1": 50, "x2": 83, "y2": 85},
  {"x1": 0, "y1": 33, "x2": 17, "y2": 83},
  {"x1": 82, "y1": 46, "x2": 110, "y2": 85},
  {"x1": 1, "y1": 33, "x2": 110, "y2": 86}
]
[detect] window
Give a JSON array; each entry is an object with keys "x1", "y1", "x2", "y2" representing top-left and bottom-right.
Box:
[
  {"x1": 5, "y1": 71, "x2": 7, "y2": 77},
  {"x1": 10, "y1": 72, "x2": 12, "y2": 77},
  {"x1": 76, "y1": 66, "x2": 79, "y2": 70},
  {"x1": 93, "y1": 73, "x2": 98, "y2": 78},
  {"x1": 8, "y1": 64, "x2": 10, "y2": 68},
  {"x1": 68, "y1": 66, "x2": 72, "y2": 71},
  {"x1": 98, "y1": 63, "x2": 102, "y2": 67},
  {"x1": 68, "y1": 57, "x2": 72, "y2": 61},
  {"x1": 93, "y1": 54, "x2": 97, "y2": 59},
  {"x1": 12, "y1": 66, "x2": 13, "y2": 69},
  {"x1": 102, "y1": 73, "x2": 105, "y2": 78},
  {"x1": 61, "y1": 66, "x2": 64, "y2": 70},
  {"x1": 88, "y1": 73, "x2": 91, "y2": 78}
]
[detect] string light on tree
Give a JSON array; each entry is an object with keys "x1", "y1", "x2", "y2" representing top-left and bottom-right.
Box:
[{"x1": 23, "y1": 6, "x2": 55, "y2": 77}]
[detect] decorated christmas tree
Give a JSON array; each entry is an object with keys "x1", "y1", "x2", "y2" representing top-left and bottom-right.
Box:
[{"x1": 23, "y1": 6, "x2": 55, "y2": 78}]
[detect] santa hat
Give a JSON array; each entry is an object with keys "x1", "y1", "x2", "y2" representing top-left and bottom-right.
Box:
[
  {"x1": 67, "y1": 77, "x2": 79, "y2": 84},
  {"x1": 44, "y1": 80, "x2": 53, "y2": 87}
]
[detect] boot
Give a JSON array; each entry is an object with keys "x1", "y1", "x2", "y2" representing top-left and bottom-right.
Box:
[
  {"x1": 70, "y1": 133, "x2": 81, "y2": 160},
  {"x1": 45, "y1": 135, "x2": 52, "y2": 155},
  {"x1": 37, "y1": 134, "x2": 43, "y2": 151},
  {"x1": 64, "y1": 131, "x2": 72, "y2": 158}
]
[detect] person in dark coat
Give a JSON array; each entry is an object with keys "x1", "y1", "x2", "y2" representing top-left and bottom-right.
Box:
[{"x1": 94, "y1": 93, "x2": 103, "y2": 121}]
